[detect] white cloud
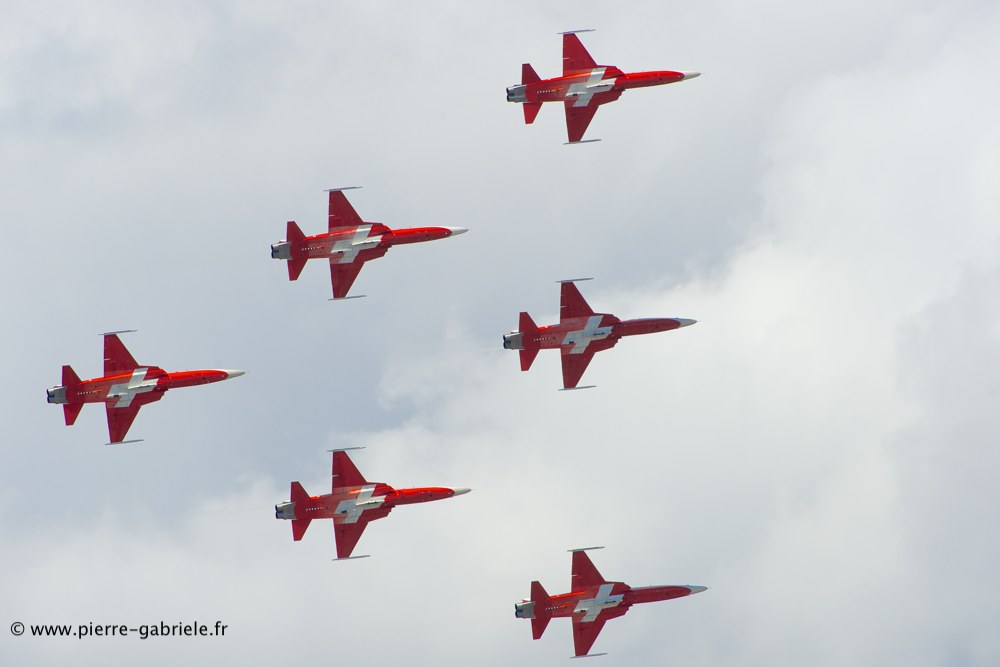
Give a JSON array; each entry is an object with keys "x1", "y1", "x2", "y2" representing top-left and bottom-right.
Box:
[{"x1": 2, "y1": 0, "x2": 999, "y2": 665}]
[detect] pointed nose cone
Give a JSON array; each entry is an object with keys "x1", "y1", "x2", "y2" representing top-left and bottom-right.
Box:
[
  {"x1": 450, "y1": 487, "x2": 472, "y2": 496},
  {"x1": 446, "y1": 227, "x2": 469, "y2": 236},
  {"x1": 686, "y1": 585, "x2": 708, "y2": 595},
  {"x1": 676, "y1": 318, "x2": 697, "y2": 328},
  {"x1": 681, "y1": 71, "x2": 701, "y2": 80},
  {"x1": 221, "y1": 370, "x2": 246, "y2": 379}
]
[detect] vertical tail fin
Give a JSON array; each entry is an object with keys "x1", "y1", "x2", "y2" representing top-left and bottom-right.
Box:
[
  {"x1": 290, "y1": 482, "x2": 311, "y2": 541},
  {"x1": 530, "y1": 580, "x2": 551, "y2": 639}
]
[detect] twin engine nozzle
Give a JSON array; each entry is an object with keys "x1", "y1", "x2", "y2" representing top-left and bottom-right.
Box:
[
  {"x1": 502, "y1": 332, "x2": 524, "y2": 350},
  {"x1": 506, "y1": 85, "x2": 528, "y2": 103},
  {"x1": 46, "y1": 386, "x2": 67, "y2": 404},
  {"x1": 271, "y1": 241, "x2": 292, "y2": 260},
  {"x1": 275, "y1": 501, "x2": 295, "y2": 520},
  {"x1": 514, "y1": 600, "x2": 535, "y2": 619}
]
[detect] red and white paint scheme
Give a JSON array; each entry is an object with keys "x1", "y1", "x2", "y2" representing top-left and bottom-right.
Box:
[
  {"x1": 503, "y1": 279, "x2": 696, "y2": 390},
  {"x1": 506, "y1": 30, "x2": 700, "y2": 143},
  {"x1": 275, "y1": 448, "x2": 471, "y2": 560},
  {"x1": 515, "y1": 547, "x2": 707, "y2": 658},
  {"x1": 45, "y1": 331, "x2": 244, "y2": 444},
  {"x1": 270, "y1": 187, "x2": 467, "y2": 300}
]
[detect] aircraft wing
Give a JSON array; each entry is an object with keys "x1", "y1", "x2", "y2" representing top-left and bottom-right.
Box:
[
  {"x1": 103, "y1": 334, "x2": 140, "y2": 375},
  {"x1": 332, "y1": 450, "x2": 368, "y2": 491},
  {"x1": 560, "y1": 338, "x2": 617, "y2": 389},
  {"x1": 561, "y1": 347, "x2": 597, "y2": 390},
  {"x1": 563, "y1": 33, "x2": 598, "y2": 75},
  {"x1": 104, "y1": 391, "x2": 162, "y2": 443},
  {"x1": 572, "y1": 549, "x2": 606, "y2": 589},
  {"x1": 564, "y1": 90, "x2": 622, "y2": 143},
  {"x1": 560, "y1": 282, "x2": 595, "y2": 322},
  {"x1": 571, "y1": 607, "x2": 629, "y2": 657},
  {"x1": 329, "y1": 260, "x2": 366, "y2": 299},
  {"x1": 328, "y1": 247, "x2": 389, "y2": 299},
  {"x1": 328, "y1": 190, "x2": 364, "y2": 232},
  {"x1": 333, "y1": 505, "x2": 392, "y2": 559},
  {"x1": 334, "y1": 519, "x2": 369, "y2": 559}
]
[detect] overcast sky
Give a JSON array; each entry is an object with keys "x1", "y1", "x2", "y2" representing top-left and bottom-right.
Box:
[{"x1": 2, "y1": 0, "x2": 999, "y2": 664}]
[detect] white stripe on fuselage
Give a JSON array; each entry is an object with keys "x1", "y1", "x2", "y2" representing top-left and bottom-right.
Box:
[
  {"x1": 562, "y1": 316, "x2": 613, "y2": 354},
  {"x1": 566, "y1": 68, "x2": 617, "y2": 108},
  {"x1": 107, "y1": 368, "x2": 157, "y2": 408},
  {"x1": 574, "y1": 583, "x2": 624, "y2": 622},
  {"x1": 334, "y1": 484, "x2": 386, "y2": 523},
  {"x1": 328, "y1": 225, "x2": 381, "y2": 264}
]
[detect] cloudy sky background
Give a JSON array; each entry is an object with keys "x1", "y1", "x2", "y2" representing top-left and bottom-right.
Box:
[{"x1": 2, "y1": 0, "x2": 999, "y2": 664}]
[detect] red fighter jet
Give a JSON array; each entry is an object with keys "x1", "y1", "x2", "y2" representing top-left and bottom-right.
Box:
[
  {"x1": 515, "y1": 547, "x2": 707, "y2": 658},
  {"x1": 46, "y1": 331, "x2": 244, "y2": 445},
  {"x1": 275, "y1": 448, "x2": 471, "y2": 560},
  {"x1": 506, "y1": 30, "x2": 700, "y2": 144},
  {"x1": 503, "y1": 279, "x2": 696, "y2": 390},
  {"x1": 270, "y1": 187, "x2": 468, "y2": 299}
]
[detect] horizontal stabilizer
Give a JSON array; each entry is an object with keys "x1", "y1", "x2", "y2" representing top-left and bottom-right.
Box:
[
  {"x1": 519, "y1": 311, "x2": 538, "y2": 332},
  {"x1": 559, "y1": 385, "x2": 596, "y2": 391},
  {"x1": 291, "y1": 518, "x2": 311, "y2": 541},
  {"x1": 290, "y1": 481, "x2": 310, "y2": 504},
  {"x1": 63, "y1": 402, "x2": 83, "y2": 426},
  {"x1": 62, "y1": 364, "x2": 81, "y2": 387},
  {"x1": 324, "y1": 186, "x2": 362, "y2": 193},
  {"x1": 530, "y1": 580, "x2": 551, "y2": 639},
  {"x1": 520, "y1": 348, "x2": 539, "y2": 372},
  {"x1": 328, "y1": 295, "x2": 367, "y2": 301},
  {"x1": 522, "y1": 63, "x2": 540, "y2": 86},
  {"x1": 286, "y1": 220, "x2": 306, "y2": 244},
  {"x1": 570, "y1": 653, "x2": 608, "y2": 659},
  {"x1": 531, "y1": 615, "x2": 551, "y2": 641},
  {"x1": 523, "y1": 102, "x2": 542, "y2": 125},
  {"x1": 105, "y1": 439, "x2": 144, "y2": 446},
  {"x1": 564, "y1": 139, "x2": 602, "y2": 145},
  {"x1": 100, "y1": 330, "x2": 137, "y2": 336},
  {"x1": 558, "y1": 29, "x2": 596, "y2": 35},
  {"x1": 287, "y1": 257, "x2": 307, "y2": 281},
  {"x1": 332, "y1": 554, "x2": 371, "y2": 561}
]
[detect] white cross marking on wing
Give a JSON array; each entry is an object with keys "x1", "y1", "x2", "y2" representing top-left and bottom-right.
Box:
[
  {"x1": 107, "y1": 368, "x2": 157, "y2": 408},
  {"x1": 335, "y1": 484, "x2": 386, "y2": 524},
  {"x1": 329, "y1": 225, "x2": 380, "y2": 264},
  {"x1": 574, "y1": 583, "x2": 624, "y2": 622},
  {"x1": 562, "y1": 316, "x2": 613, "y2": 354},
  {"x1": 566, "y1": 68, "x2": 617, "y2": 108}
]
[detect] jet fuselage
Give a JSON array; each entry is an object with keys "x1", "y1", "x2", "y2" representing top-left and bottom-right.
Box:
[
  {"x1": 504, "y1": 315, "x2": 692, "y2": 353},
  {"x1": 518, "y1": 583, "x2": 701, "y2": 621},
  {"x1": 46, "y1": 368, "x2": 243, "y2": 406},
  {"x1": 270, "y1": 225, "x2": 465, "y2": 262},
  {"x1": 275, "y1": 484, "x2": 468, "y2": 525},
  {"x1": 507, "y1": 69, "x2": 692, "y2": 105}
]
